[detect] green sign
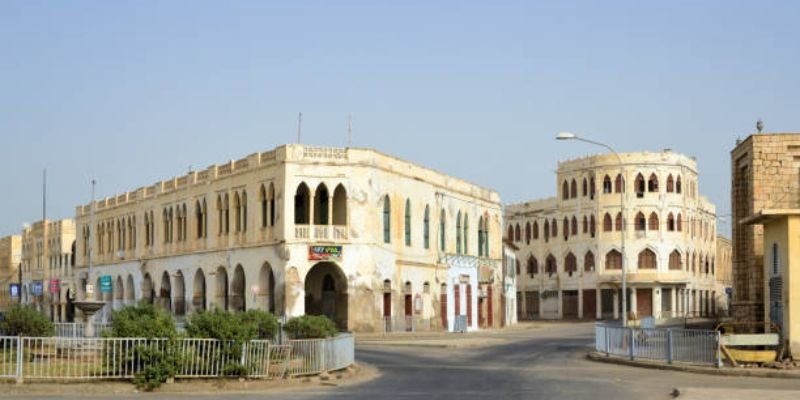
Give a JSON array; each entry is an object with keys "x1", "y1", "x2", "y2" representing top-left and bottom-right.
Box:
[
  {"x1": 309, "y1": 246, "x2": 342, "y2": 262},
  {"x1": 100, "y1": 275, "x2": 113, "y2": 293}
]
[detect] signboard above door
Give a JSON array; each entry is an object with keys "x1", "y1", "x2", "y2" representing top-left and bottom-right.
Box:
[{"x1": 309, "y1": 246, "x2": 343, "y2": 262}]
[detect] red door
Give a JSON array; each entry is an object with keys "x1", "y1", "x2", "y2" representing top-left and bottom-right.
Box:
[
  {"x1": 404, "y1": 295, "x2": 412, "y2": 316},
  {"x1": 467, "y1": 284, "x2": 473, "y2": 326},
  {"x1": 383, "y1": 292, "x2": 391, "y2": 317},
  {"x1": 440, "y1": 292, "x2": 448, "y2": 329},
  {"x1": 636, "y1": 288, "x2": 652, "y2": 317},
  {"x1": 478, "y1": 298, "x2": 485, "y2": 327},
  {"x1": 487, "y1": 285, "x2": 493, "y2": 327},
  {"x1": 455, "y1": 285, "x2": 461, "y2": 316},
  {"x1": 583, "y1": 289, "x2": 597, "y2": 319}
]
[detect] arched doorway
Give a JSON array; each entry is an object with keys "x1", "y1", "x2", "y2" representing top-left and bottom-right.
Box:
[
  {"x1": 125, "y1": 275, "x2": 135, "y2": 305},
  {"x1": 142, "y1": 273, "x2": 155, "y2": 304},
  {"x1": 159, "y1": 271, "x2": 172, "y2": 312},
  {"x1": 231, "y1": 264, "x2": 246, "y2": 312},
  {"x1": 174, "y1": 270, "x2": 186, "y2": 316},
  {"x1": 259, "y1": 263, "x2": 276, "y2": 313},
  {"x1": 193, "y1": 269, "x2": 207, "y2": 312},
  {"x1": 65, "y1": 289, "x2": 75, "y2": 322},
  {"x1": 304, "y1": 262, "x2": 348, "y2": 330},
  {"x1": 215, "y1": 266, "x2": 228, "y2": 310},
  {"x1": 114, "y1": 276, "x2": 124, "y2": 310}
]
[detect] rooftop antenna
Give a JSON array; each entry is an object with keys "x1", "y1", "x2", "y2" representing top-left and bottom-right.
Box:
[
  {"x1": 756, "y1": 118, "x2": 764, "y2": 133},
  {"x1": 297, "y1": 112, "x2": 303, "y2": 144},
  {"x1": 347, "y1": 114, "x2": 353, "y2": 147}
]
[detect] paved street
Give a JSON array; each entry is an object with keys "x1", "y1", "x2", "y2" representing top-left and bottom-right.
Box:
[{"x1": 9, "y1": 322, "x2": 800, "y2": 399}]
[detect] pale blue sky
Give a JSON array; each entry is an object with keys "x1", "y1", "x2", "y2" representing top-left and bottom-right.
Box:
[{"x1": 1, "y1": 0, "x2": 798, "y2": 237}]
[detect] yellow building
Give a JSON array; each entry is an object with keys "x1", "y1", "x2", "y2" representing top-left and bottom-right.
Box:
[
  {"x1": 743, "y1": 210, "x2": 800, "y2": 357},
  {"x1": 73, "y1": 144, "x2": 506, "y2": 333},
  {"x1": 20, "y1": 220, "x2": 76, "y2": 321},
  {"x1": 0, "y1": 235, "x2": 22, "y2": 312}
]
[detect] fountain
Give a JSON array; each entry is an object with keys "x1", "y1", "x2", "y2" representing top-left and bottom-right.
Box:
[{"x1": 74, "y1": 299, "x2": 106, "y2": 337}]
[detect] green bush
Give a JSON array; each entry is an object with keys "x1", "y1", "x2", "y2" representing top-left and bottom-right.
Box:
[
  {"x1": 106, "y1": 303, "x2": 180, "y2": 391},
  {"x1": 184, "y1": 308, "x2": 279, "y2": 377},
  {"x1": 108, "y1": 302, "x2": 178, "y2": 339},
  {"x1": 1, "y1": 305, "x2": 54, "y2": 336},
  {"x1": 284, "y1": 315, "x2": 338, "y2": 339}
]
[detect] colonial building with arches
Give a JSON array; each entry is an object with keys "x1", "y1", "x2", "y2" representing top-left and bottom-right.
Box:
[
  {"x1": 505, "y1": 150, "x2": 728, "y2": 322},
  {"x1": 73, "y1": 144, "x2": 505, "y2": 333}
]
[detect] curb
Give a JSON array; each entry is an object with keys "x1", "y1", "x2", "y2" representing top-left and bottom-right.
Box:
[{"x1": 586, "y1": 352, "x2": 800, "y2": 379}]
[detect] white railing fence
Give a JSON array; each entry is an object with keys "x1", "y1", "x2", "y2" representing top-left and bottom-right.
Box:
[
  {"x1": 53, "y1": 323, "x2": 111, "y2": 338},
  {"x1": 0, "y1": 334, "x2": 353, "y2": 383},
  {"x1": 595, "y1": 324, "x2": 721, "y2": 367}
]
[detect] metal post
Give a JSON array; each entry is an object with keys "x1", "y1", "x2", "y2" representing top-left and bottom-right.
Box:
[
  {"x1": 667, "y1": 329, "x2": 673, "y2": 364},
  {"x1": 629, "y1": 327, "x2": 635, "y2": 360},
  {"x1": 605, "y1": 326, "x2": 610, "y2": 356},
  {"x1": 716, "y1": 331, "x2": 722, "y2": 368},
  {"x1": 320, "y1": 339, "x2": 327, "y2": 373},
  {"x1": 15, "y1": 336, "x2": 23, "y2": 384}
]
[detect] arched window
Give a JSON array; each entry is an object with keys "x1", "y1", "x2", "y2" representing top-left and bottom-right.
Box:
[
  {"x1": 669, "y1": 250, "x2": 682, "y2": 270},
  {"x1": 482, "y1": 213, "x2": 489, "y2": 256},
  {"x1": 615, "y1": 174, "x2": 625, "y2": 193},
  {"x1": 313, "y1": 184, "x2": 329, "y2": 225},
  {"x1": 533, "y1": 221, "x2": 539, "y2": 240},
  {"x1": 456, "y1": 211, "x2": 462, "y2": 254},
  {"x1": 603, "y1": 175, "x2": 612, "y2": 193},
  {"x1": 648, "y1": 212, "x2": 659, "y2": 231},
  {"x1": 570, "y1": 179, "x2": 577, "y2": 199},
  {"x1": 590, "y1": 177, "x2": 596, "y2": 199},
  {"x1": 515, "y1": 224, "x2": 521, "y2": 242},
  {"x1": 525, "y1": 222, "x2": 531, "y2": 244},
  {"x1": 648, "y1": 173, "x2": 658, "y2": 192},
  {"x1": 582, "y1": 178, "x2": 588, "y2": 197},
  {"x1": 423, "y1": 205, "x2": 430, "y2": 250},
  {"x1": 666, "y1": 174, "x2": 674, "y2": 193},
  {"x1": 332, "y1": 184, "x2": 347, "y2": 225},
  {"x1": 268, "y1": 183, "x2": 276, "y2": 226},
  {"x1": 545, "y1": 254, "x2": 557, "y2": 276},
  {"x1": 676, "y1": 175, "x2": 682, "y2": 193},
  {"x1": 677, "y1": 213, "x2": 683, "y2": 231},
  {"x1": 241, "y1": 191, "x2": 247, "y2": 232},
  {"x1": 478, "y1": 217, "x2": 484, "y2": 256},
  {"x1": 507, "y1": 225, "x2": 513, "y2": 241},
  {"x1": 615, "y1": 212, "x2": 623, "y2": 231},
  {"x1": 667, "y1": 213, "x2": 675, "y2": 231},
  {"x1": 260, "y1": 185, "x2": 268, "y2": 228},
  {"x1": 603, "y1": 213, "x2": 613, "y2": 232},
  {"x1": 590, "y1": 215, "x2": 596, "y2": 237},
  {"x1": 233, "y1": 192, "x2": 242, "y2": 232},
  {"x1": 440, "y1": 209, "x2": 447, "y2": 252},
  {"x1": 527, "y1": 256, "x2": 538, "y2": 276},
  {"x1": 584, "y1": 251, "x2": 595, "y2": 272},
  {"x1": 635, "y1": 173, "x2": 645, "y2": 197},
  {"x1": 294, "y1": 183, "x2": 310, "y2": 224},
  {"x1": 565, "y1": 252, "x2": 577, "y2": 275},
  {"x1": 404, "y1": 199, "x2": 411, "y2": 247},
  {"x1": 563, "y1": 217, "x2": 569, "y2": 240},
  {"x1": 544, "y1": 220, "x2": 550, "y2": 242},
  {"x1": 383, "y1": 195, "x2": 391, "y2": 244},
  {"x1": 571, "y1": 216, "x2": 578, "y2": 235},
  {"x1": 606, "y1": 250, "x2": 622, "y2": 270},
  {"x1": 463, "y1": 214, "x2": 469, "y2": 255},
  {"x1": 638, "y1": 249, "x2": 657, "y2": 269},
  {"x1": 551, "y1": 219, "x2": 558, "y2": 237},
  {"x1": 562, "y1": 180, "x2": 569, "y2": 200},
  {"x1": 582, "y1": 215, "x2": 588, "y2": 234},
  {"x1": 635, "y1": 212, "x2": 646, "y2": 231}
]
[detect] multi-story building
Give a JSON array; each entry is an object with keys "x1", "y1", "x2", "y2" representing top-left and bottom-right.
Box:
[
  {"x1": 73, "y1": 144, "x2": 505, "y2": 333},
  {"x1": 716, "y1": 234, "x2": 733, "y2": 315},
  {"x1": 731, "y1": 133, "x2": 800, "y2": 322},
  {"x1": 0, "y1": 235, "x2": 22, "y2": 312},
  {"x1": 506, "y1": 150, "x2": 720, "y2": 322},
  {"x1": 20, "y1": 219, "x2": 76, "y2": 321}
]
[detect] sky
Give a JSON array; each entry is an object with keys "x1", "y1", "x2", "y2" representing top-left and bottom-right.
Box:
[{"x1": 1, "y1": 0, "x2": 799, "y2": 238}]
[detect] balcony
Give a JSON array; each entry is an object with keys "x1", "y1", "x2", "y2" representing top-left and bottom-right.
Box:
[{"x1": 295, "y1": 224, "x2": 348, "y2": 242}]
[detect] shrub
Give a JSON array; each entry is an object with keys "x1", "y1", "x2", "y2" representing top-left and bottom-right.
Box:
[
  {"x1": 1, "y1": 305, "x2": 54, "y2": 336},
  {"x1": 107, "y1": 303, "x2": 180, "y2": 391},
  {"x1": 284, "y1": 315, "x2": 338, "y2": 339},
  {"x1": 184, "y1": 308, "x2": 279, "y2": 377}
]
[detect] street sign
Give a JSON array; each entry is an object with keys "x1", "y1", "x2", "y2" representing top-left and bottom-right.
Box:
[
  {"x1": 32, "y1": 281, "x2": 43, "y2": 296},
  {"x1": 725, "y1": 287, "x2": 733, "y2": 295},
  {"x1": 49, "y1": 279, "x2": 60, "y2": 294},
  {"x1": 9, "y1": 284, "x2": 19, "y2": 298},
  {"x1": 309, "y1": 246, "x2": 343, "y2": 262},
  {"x1": 100, "y1": 275, "x2": 113, "y2": 293}
]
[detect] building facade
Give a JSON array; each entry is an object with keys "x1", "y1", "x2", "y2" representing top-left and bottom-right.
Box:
[
  {"x1": 73, "y1": 144, "x2": 505, "y2": 333},
  {"x1": 716, "y1": 234, "x2": 733, "y2": 315},
  {"x1": 0, "y1": 235, "x2": 22, "y2": 312},
  {"x1": 20, "y1": 219, "x2": 76, "y2": 321},
  {"x1": 506, "y1": 151, "x2": 721, "y2": 322},
  {"x1": 731, "y1": 133, "x2": 800, "y2": 322}
]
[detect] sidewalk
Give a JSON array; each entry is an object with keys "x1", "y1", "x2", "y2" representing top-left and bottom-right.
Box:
[
  {"x1": 355, "y1": 321, "x2": 562, "y2": 348},
  {"x1": 587, "y1": 351, "x2": 800, "y2": 379}
]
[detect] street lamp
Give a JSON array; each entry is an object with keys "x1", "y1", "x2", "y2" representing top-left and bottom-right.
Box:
[{"x1": 556, "y1": 132, "x2": 628, "y2": 327}]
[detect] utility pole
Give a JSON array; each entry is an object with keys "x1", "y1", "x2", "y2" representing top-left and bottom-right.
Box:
[
  {"x1": 347, "y1": 114, "x2": 353, "y2": 147},
  {"x1": 297, "y1": 112, "x2": 303, "y2": 144}
]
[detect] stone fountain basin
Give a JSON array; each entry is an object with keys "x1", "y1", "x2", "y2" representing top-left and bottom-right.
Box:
[{"x1": 74, "y1": 300, "x2": 106, "y2": 313}]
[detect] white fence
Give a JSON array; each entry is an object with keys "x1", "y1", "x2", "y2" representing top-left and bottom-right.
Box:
[
  {"x1": 595, "y1": 324, "x2": 721, "y2": 367},
  {"x1": 0, "y1": 334, "x2": 353, "y2": 383},
  {"x1": 53, "y1": 323, "x2": 111, "y2": 338}
]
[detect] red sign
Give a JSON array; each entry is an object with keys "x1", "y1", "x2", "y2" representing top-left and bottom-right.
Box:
[
  {"x1": 49, "y1": 279, "x2": 60, "y2": 294},
  {"x1": 309, "y1": 246, "x2": 342, "y2": 262}
]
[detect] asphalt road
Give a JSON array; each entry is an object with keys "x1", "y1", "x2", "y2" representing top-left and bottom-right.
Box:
[{"x1": 9, "y1": 323, "x2": 800, "y2": 399}]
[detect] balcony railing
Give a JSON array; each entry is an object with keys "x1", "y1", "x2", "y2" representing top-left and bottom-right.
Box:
[
  {"x1": 295, "y1": 225, "x2": 309, "y2": 239},
  {"x1": 295, "y1": 224, "x2": 348, "y2": 241}
]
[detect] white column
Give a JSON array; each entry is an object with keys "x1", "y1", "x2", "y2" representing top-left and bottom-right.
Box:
[
  {"x1": 613, "y1": 290, "x2": 619, "y2": 319},
  {"x1": 578, "y1": 285, "x2": 584, "y2": 320},
  {"x1": 595, "y1": 288, "x2": 602, "y2": 319},
  {"x1": 670, "y1": 287, "x2": 677, "y2": 318},
  {"x1": 557, "y1": 290, "x2": 563, "y2": 319},
  {"x1": 652, "y1": 287, "x2": 661, "y2": 319},
  {"x1": 629, "y1": 288, "x2": 637, "y2": 319}
]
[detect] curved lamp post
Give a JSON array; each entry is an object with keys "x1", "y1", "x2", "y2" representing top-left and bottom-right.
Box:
[{"x1": 556, "y1": 132, "x2": 628, "y2": 327}]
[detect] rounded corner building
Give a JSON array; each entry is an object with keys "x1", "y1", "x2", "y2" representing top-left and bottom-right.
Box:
[{"x1": 504, "y1": 150, "x2": 725, "y2": 321}]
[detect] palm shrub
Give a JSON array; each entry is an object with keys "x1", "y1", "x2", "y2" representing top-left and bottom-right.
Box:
[{"x1": 283, "y1": 315, "x2": 337, "y2": 339}]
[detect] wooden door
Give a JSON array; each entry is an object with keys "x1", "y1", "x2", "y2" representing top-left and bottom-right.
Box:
[
  {"x1": 487, "y1": 285, "x2": 494, "y2": 327},
  {"x1": 440, "y1": 292, "x2": 448, "y2": 329},
  {"x1": 562, "y1": 290, "x2": 579, "y2": 318},
  {"x1": 466, "y1": 284, "x2": 473, "y2": 326},
  {"x1": 383, "y1": 292, "x2": 391, "y2": 317},
  {"x1": 636, "y1": 288, "x2": 652, "y2": 317},
  {"x1": 582, "y1": 289, "x2": 597, "y2": 319}
]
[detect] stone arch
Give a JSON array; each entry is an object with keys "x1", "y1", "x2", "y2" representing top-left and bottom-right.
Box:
[
  {"x1": 333, "y1": 184, "x2": 347, "y2": 225},
  {"x1": 159, "y1": 271, "x2": 172, "y2": 311},
  {"x1": 294, "y1": 182, "x2": 311, "y2": 224},
  {"x1": 174, "y1": 270, "x2": 186, "y2": 316},
  {"x1": 314, "y1": 183, "x2": 330, "y2": 225},
  {"x1": 193, "y1": 268, "x2": 207, "y2": 312},
  {"x1": 231, "y1": 264, "x2": 246, "y2": 312},
  {"x1": 605, "y1": 249, "x2": 622, "y2": 270},
  {"x1": 142, "y1": 273, "x2": 155, "y2": 304},
  {"x1": 305, "y1": 262, "x2": 348, "y2": 330},
  {"x1": 638, "y1": 248, "x2": 657, "y2": 270},
  {"x1": 125, "y1": 274, "x2": 135, "y2": 304},
  {"x1": 259, "y1": 262, "x2": 276, "y2": 313}
]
